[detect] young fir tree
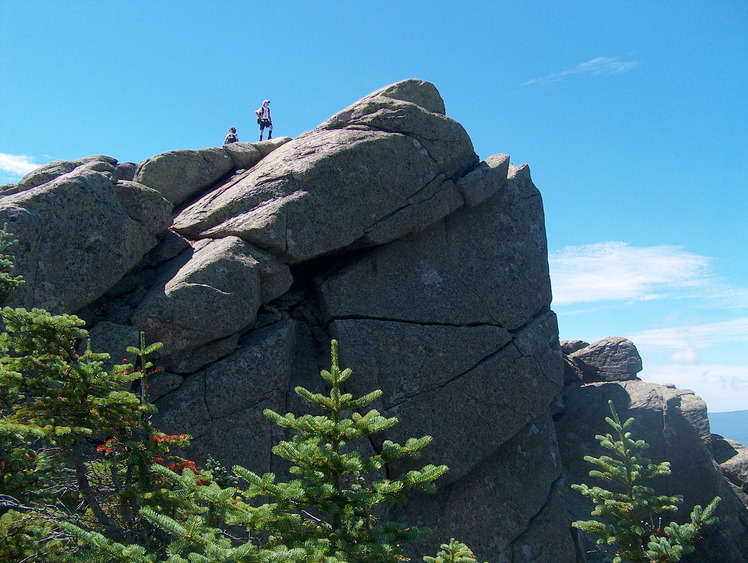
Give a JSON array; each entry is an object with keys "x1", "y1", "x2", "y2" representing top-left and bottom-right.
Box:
[
  {"x1": 67, "y1": 339, "x2": 457, "y2": 562},
  {"x1": 572, "y1": 400, "x2": 720, "y2": 563},
  {"x1": 255, "y1": 338, "x2": 448, "y2": 559},
  {"x1": 0, "y1": 227, "x2": 196, "y2": 559},
  {"x1": 0, "y1": 310, "x2": 195, "y2": 557},
  {"x1": 423, "y1": 538, "x2": 488, "y2": 563}
]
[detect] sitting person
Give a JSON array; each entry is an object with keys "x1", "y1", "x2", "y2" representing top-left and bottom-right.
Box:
[{"x1": 223, "y1": 127, "x2": 239, "y2": 144}]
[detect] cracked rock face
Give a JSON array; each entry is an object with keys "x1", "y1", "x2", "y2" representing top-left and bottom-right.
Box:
[{"x1": 391, "y1": 412, "x2": 575, "y2": 562}]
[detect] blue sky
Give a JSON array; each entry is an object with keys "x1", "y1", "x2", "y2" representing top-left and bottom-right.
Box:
[{"x1": 1, "y1": 1, "x2": 746, "y2": 412}]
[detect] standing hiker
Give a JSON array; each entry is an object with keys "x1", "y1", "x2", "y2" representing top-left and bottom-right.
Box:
[
  {"x1": 255, "y1": 100, "x2": 272, "y2": 141},
  {"x1": 223, "y1": 127, "x2": 239, "y2": 144}
]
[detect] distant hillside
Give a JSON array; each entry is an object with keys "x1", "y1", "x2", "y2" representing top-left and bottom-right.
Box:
[{"x1": 710, "y1": 410, "x2": 748, "y2": 446}]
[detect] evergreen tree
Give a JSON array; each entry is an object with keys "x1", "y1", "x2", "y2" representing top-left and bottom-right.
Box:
[
  {"x1": 0, "y1": 226, "x2": 193, "y2": 558},
  {"x1": 125, "y1": 339, "x2": 451, "y2": 561},
  {"x1": 572, "y1": 400, "x2": 719, "y2": 563},
  {"x1": 0, "y1": 311, "x2": 195, "y2": 554},
  {"x1": 256, "y1": 339, "x2": 448, "y2": 558},
  {"x1": 0, "y1": 223, "x2": 24, "y2": 304},
  {"x1": 423, "y1": 538, "x2": 488, "y2": 563}
]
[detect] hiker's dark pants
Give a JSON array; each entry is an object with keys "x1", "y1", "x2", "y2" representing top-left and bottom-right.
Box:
[{"x1": 259, "y1": 119, "x2": 272, "y2": 141}]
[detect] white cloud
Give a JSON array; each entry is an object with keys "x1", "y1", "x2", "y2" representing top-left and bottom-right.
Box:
[
  {"x1": 629, "y1": 317, "x2": 748, "y2": 363},
  {"x1": 691, "y1": 281, "x2": 748, "y2": 310},
  {"x1": 670, "y1": 347, "x2": 698, "y2": 364},
  {"x1": 550, "y1": 242, "x2": 711, "y2": 306},
  {"x1": 640, "y1": 362, "x2": 748, "y2": 413},
  {"x1": 631, "y1": 317, "x2": 748, "y2": 349},
  {"x1": 0, "y1": 153, "x2": 41, "y2": 178},
  {"x1": 522, "y1": 56, "x2": 639, "y2": 86}
]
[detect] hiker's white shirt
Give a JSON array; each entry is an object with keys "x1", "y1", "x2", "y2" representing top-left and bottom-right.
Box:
[{"x1": 258, "y1": 106, "x2": 271, "y2": 121}]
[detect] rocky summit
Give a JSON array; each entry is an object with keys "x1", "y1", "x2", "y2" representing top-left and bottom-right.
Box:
[{"x1": 2, "y1": 79, "x2": 746, "y2": 561}]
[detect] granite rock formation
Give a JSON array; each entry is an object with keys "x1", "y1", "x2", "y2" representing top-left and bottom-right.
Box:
[{"x1": 2, "y1": 79, "x2": 745, "y2": 561}]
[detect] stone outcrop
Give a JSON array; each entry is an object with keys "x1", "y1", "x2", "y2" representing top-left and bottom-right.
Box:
[
  {"x1": 134, "y1": 147, "x2": 235, "y2": 206},
  {"x1": 565, "y1": 336, "x2": 642, "y2": 381},
  {"x1": 0, "y1": 167, "x2": 171, "y2": 313},
  {"x1": 4, "y1": 79, "x2": 745, "y2": 562},
  {"x1": 132, "y1": 236, "x2": 263, "y2": 355},
  {"x1": 14, "y1": 154, "x2": 118, "y2": 193},
  {"x1": 712, "y1": 436, "x2": 748, "y2": 506}
]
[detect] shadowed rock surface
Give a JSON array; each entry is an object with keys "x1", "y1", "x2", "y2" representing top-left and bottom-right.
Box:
[{"x1": 4, "y1": 79, "x2": 745, "y2": 562}]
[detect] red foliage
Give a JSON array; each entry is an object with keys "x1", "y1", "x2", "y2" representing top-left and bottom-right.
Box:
[
  {"x1": 150, "y1": 434, "x2": 188, "y2": 443},
  {"x1": 96, "y1": 438, "x2": 118, "y2": 455},
  {"x1": 165, "y1": 459, "x2": 200, "y2": 474}
]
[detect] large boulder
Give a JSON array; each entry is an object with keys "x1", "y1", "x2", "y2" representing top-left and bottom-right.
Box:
[
  {"x1": 172, "y1": 79, "x2": 479, "y2": 264},
  {"x1": 222, "y1": 138, "x2": 293, "y2": 169},
  {"x1": 131, "y1": 236, "x2": 265, "y2": 356},
  {"x1": 16, "y1": 155, "x2": 118, "y2": 192},
  {"x1": 115, "y1": 161, "x2": 137, "y2": 181},
  {"x1": 221, "y1": 142, "x2": 262, "y2": 170},
  {"x1": 456, "y1": 153, "x2": 510, "y2": 207},
  {"x1": 317, "y1": 78, "x2": 476, "y2": 180},
  {"x1": 0, "y1": 168, "x2": 170, "y2": 313},
  {"x1": 357, "y1": 78, "x2": 446, "y2": 114},
  {"x1": 134, "y1": 147, "x2": 234, "y2": 206},
  {"x1": 129, "y1": 231, "x2": 292, "y2": 365},
  {"x1": 115, "y1": 181, "x2": 173, "y2": 235},
  {"x1": 568, "y1": 336, "x2": 643, "y2": 382},
  {"x1": 560, "y1": 339, "x2": 589, "y2": 355},
  {"x1": 254, "y1": 137, "x2": 292, "y2": 156}
]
